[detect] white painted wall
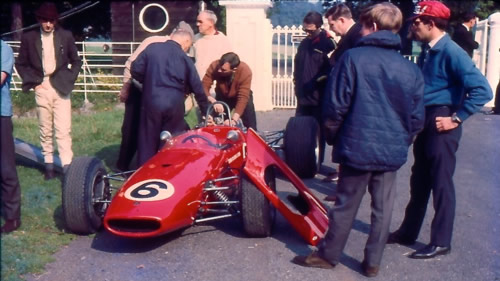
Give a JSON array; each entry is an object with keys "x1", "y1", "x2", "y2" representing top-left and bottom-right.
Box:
[
  {"x1": 485, "y1": 12, "x2": 500, "y2": 106},
  {"x1": 220, "y1": 0, "x2": 274, "y2": 111}
]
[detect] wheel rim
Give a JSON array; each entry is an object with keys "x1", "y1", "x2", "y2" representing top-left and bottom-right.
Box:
[
  {"x1": 315, "y1": 134, "x2": 320, "y2": 172},
  {"x1": 91, "y1": 170, "x2": 109, "y2": 218}
]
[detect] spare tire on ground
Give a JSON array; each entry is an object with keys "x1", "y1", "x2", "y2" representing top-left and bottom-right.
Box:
[{"x1": 283, "y1": 116, "x2": 321, "y2": 178}]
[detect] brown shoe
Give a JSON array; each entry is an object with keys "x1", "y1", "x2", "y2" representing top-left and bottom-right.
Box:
[
  {"x1": 292, "y1": 251, "x2": 336, "y2": 269},
  {"x1": 1, "y1": 219, "x2": 21, "y2": 234},
  {"x1": 361, "y1": 260, "x2": 379, "y2": 277},
  {"x1": 324, "y1": 195, "x2": 337, "y2": 202}
]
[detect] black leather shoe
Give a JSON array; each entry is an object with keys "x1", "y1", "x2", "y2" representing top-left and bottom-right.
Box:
[
  {"x1": 44, "y1": 163, "x2": 56, "y2": 180},
  {"x1": 361, "y1": 260, "x2": 379, "y2": 277},
  {"x1": 387, "y1": 231, "x2": 415, "y2": 246},
  {"x1": 1, "y1": 219, "x2": 21, "y2": 234},
  {"x1": 324, "y1": 195, "x2": 337, "y2": 202},
  {"x1": 44, "y1": 169, "x2": 56, "y2": 180},
  {"x1": 292, "y1": 251, "x2": 336, "y2": 269},
  {"x1": 409, "y1": 244, "x2": 451, "y2": 259},
  {"x1": 322, "y1": 171, "x2": 339, "y2": 182}
]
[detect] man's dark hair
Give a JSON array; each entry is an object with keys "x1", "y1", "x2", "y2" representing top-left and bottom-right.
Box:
[
  {"x1": 219, "y1": 52, "x2": 240, "y2": 69},
  {"x1": 303, "y1": 11, "x2": 323, "y2": 28},
  {"x1": 462, "y1": 12, "x2": 476, "y2": 22},
  {"x1": 419, "y1": 15, "x2": 448, "y2": 31},
  {"x1": 325, "y1": 3, "x2": 352, "y2": 20}
]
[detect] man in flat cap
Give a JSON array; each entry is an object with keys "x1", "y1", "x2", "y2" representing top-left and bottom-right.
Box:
[
  {"x1": 388, "y1": 1, "x2": 492, "y2": 259},
  {"x1": 16, "y1": 2, "x2": 82, "y2": 180}
]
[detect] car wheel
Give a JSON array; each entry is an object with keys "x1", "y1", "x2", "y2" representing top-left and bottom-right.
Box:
[
  {"x1": 284, "y1": 116, "x2": 320, "y2": 178},
  {"x1": 241, "y1": 167, "x2": 276, "y2": 237},
  {"x1": 62, "y1": 156, "x2": 109, "y2": 234}
]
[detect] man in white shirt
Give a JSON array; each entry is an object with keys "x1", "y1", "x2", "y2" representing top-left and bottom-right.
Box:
[{"x1": 193, "y1": 10, "x2": 232, "y2": 78}]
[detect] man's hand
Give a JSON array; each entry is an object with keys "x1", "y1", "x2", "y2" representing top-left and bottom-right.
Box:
[
  {"x1": 205, "y1": 115, "x2": 215, "y2": 126},
  {"x1": 435, "y1": 116, "x2": 459, "y2": 132},
  {"x1": 118, "y1": 84, "x2": 130, "y2": 103},
  {"x1": 214, "y1": 103, "x2": 224, "y2": 113},
  {"x1": 34, "y1": 80, "x2": 51, "y2": 92}
]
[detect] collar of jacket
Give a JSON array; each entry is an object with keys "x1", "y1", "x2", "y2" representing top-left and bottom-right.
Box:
[
  {"x1": 427, "y1": 33, "x2": 451, "y2": 54},
  {"x1": 355, "y1": 30, "x2": 401, "y2": 50}
]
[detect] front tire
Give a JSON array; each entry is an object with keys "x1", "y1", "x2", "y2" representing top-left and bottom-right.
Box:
[
  {"x1": 241, "y1": 168, "x2": 276, "y2": 237},
  {"x1": 62, "y1": 157, "x2": 109, "y2": 234}
]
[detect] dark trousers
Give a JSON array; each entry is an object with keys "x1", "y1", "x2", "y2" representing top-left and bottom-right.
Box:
[
  {"x1": 295, "y1": 104, "x2": 325, "y2": 164},
  {"x1": 216, "y1": 94, "x2": 257, "y2": 130},
  {"x1": 137, "y1": 91, "x2": 186, "y2": 166},
  {"x1": 319, "y1": 165, "x2": 397, "y2": 267},
  {"x1": 116, "y1": 84, "x2": 141, "y2": 171},
  {"x1": 396, "y1": 106, "x2": 461, "y2": 247},
  {"x1": 1, "y1": 116, "x2": 21, "y2": 220}
]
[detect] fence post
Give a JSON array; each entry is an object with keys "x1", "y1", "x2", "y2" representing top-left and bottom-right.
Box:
[
  {"x1": 486, "y1": 12, "x2": 500, "y2": 107},
  {"x1": 219, "y1": 0, "x2": 274, "y2": 111}
]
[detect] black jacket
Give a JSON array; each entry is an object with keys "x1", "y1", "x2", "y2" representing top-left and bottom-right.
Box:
[
  {"x1": 293, "y1": 29, "x2": 335, "y2": 106},
  {"x1": 451, "y1": 24, "x2": 478, "y2": 57},
  {"x1": 323, "y1": 31, "x2": 425, "y2": 171},
  {"x1": 329, "y1": 23, "x2": 362, "y2": 67},
  {"x1": 16, "y1": 26, "x2": 82, "y2": 96}
]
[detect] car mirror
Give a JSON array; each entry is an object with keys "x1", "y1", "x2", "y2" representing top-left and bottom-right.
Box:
[
  {"x1": 226, "y1": 130, "x2": 239, "y2": 142},
  {"x1": 160, "y1": 131, "x2": 173, "y2": 146}
]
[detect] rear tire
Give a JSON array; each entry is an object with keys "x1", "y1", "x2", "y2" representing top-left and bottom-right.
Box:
[
  {"x1": 284, "y1": 116, "x2": 320, "y2": 178},
  {"x1": 241, "y1": 168, "x2": 276, "y2": 237},
  {"x1": 62, "y1": 157, "x2": 108, "y2": 234}
]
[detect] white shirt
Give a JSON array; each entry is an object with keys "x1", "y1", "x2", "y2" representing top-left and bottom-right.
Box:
[{"x1": 41, "y1": 30, "x2": 56, "y2": 80}]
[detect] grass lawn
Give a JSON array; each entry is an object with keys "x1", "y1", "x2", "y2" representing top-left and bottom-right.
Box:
[
  {"x1": 2, "y1": 85, "x2": 207, "y2": 280},
  {"x1": 1, "y1": 91, "x2": 201, "y2": 281},
  {"x1": 1, "y1": 107, "x2": 124, "y2": 281}
]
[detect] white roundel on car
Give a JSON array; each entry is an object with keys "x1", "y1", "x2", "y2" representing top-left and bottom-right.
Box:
[{"x1": 124, "y1": 179, "x2": 175, "y2": 201}]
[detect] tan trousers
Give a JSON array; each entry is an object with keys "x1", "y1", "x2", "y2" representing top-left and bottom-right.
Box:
[{"x1": 34, "y1": 83, "x2": 73, "y2": 166}]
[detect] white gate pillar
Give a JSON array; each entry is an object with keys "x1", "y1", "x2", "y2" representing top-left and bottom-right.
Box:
[
  {"x1": 486, "y1": 12, "x2": 500, "y2": 106},
  {"x1": 220, "y1": 0, "x2": 274, "y2": 111}
]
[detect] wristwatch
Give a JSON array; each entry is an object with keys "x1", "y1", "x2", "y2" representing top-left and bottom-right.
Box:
[{"x1": 451, "y1": 113, "x2": 462, "y2": 124}]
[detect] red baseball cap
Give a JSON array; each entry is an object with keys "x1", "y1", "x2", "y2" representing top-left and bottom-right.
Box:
[{"x1": 411, "y1": 1, "x2": 450, "y2": 20}]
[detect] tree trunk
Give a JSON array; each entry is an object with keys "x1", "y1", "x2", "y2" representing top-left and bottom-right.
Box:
[{"x1": 11, "y1": 3, "x2": 23, "y2": 41}]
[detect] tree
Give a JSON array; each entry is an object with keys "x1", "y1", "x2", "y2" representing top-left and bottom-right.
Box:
[
  {"x1": 475, "y1": 0, "x2": 500, "y2": 19},
  {"x1": 204, "y1": 0, "x2": 227, "y2": 33},
  {"x1": 0, "y1": 1, "x2": 110, "y2": 41}
]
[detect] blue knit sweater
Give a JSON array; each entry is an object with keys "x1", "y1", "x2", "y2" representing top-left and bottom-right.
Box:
[{"x1": 419, "y1": 34, "x2": 492, "y2": 121}]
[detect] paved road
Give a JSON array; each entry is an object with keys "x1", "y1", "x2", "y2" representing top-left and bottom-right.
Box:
[{"x1": 26, "y1": 110, "x2": 500, "y2": 281}]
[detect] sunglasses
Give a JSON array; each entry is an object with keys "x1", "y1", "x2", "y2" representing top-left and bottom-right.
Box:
[
  {"x1": 412, "y1": 20, "x2": 424, "y2": 27},
  {"x1": 302, "y1": 28, "x2": 317, "y2": 34}
]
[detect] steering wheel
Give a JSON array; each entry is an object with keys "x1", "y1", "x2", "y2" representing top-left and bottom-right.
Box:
[
  {"x1": 181, "y1": 134, "x2": 219, "y2": 148},
  {"x1": 204, "y1": 101, "x2": 234, "y2": 127}
]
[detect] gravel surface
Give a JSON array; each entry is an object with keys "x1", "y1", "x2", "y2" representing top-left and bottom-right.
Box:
[{"x1": 25, "y1": 109, "x2": 500, "y2": 281}]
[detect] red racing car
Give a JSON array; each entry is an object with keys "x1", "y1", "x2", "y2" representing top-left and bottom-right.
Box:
[{"x1": 62, "y1": 102, "x2": 328, "y2": 245}]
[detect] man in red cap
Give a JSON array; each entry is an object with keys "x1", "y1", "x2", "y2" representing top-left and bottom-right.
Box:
[
  {"x1": 16, "y1": 2, "x2": 82, "y2": 180},
  {"x1": 387, "y1": 1, "x2": 492, "y2": 259}
]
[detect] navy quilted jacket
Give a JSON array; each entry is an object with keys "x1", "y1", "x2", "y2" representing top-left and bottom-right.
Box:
[{"x1": 322, "y1": 31, "x2": 425, "y2": 171}]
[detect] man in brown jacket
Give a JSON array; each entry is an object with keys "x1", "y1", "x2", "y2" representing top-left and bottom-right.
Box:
[{"x1": 202, "y1": 52, "x2": 256, "y2": 129}]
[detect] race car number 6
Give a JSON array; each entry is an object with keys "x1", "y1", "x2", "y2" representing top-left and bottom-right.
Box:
[{"x1": 124, "y1": 179, "x2": 175, "y2": 201}]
